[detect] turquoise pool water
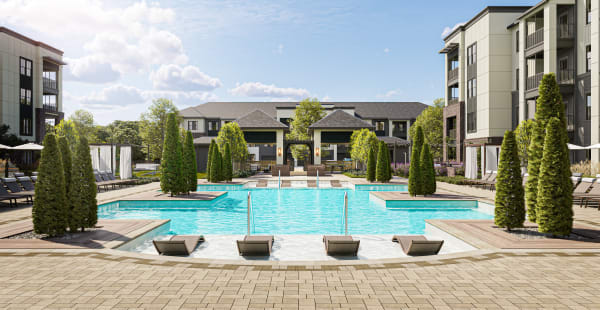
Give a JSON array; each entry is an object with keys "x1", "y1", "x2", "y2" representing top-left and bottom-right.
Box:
[{"x1": 99, "y1": 185, "x2": 492, "y2": 235}]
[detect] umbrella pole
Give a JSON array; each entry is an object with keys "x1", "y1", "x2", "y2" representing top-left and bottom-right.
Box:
[{"x1": 247, "y1": 192, "x2": 251, "y2": 236}]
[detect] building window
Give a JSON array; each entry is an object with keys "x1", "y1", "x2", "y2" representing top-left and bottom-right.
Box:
[
  {"x1": 467, "y1": 43, "x2": 477, "y2": 66},
  {"x1": 207, "y1": 120, "x2": 220, "y2": 134},
  {"x1": 516, "y1": 69, "x2": 519, "y2": 90},
  {"x1": 587, "y1": 95, "x2": 592, "y2": 121},
  {"x1": 516, "y1": 30, "x2": 519, "y2": 52},
  {"x1": 587, "y1": 46, "x2": 592, "y2": 72},
  {"x1": 43, "y1": 95, "x2": 57, "y2": 111},
  {"x1": 587, "y1": 0, "x2": 592, "y2": 24},
  {"x1": 467, "y1": 78, "x2": 477, "y2": 98},
  {"x1": 20, "y1": 88, "x2": 32, "y2": 105},
  {"x1": 20, "y1": 57, "x2": 32, "y2": 77},
  {"x1": 187, "y1": 120, "x2": 198, "y2": 131},
  {"x1": 19, "y1": 57, "x2": 33, "y2": 137},
  {"x1": 375, "y1": 121, "x2": 385, "y2": 131},
  {"x1": 467, "y1": 101, "x2": 477, "y2": 133},
  {"x1": 392, "y1": 121, "x2": 407, "y2": 139}
]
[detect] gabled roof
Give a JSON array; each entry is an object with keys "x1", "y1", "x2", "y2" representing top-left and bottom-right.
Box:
[
  {"x1": 378, "y1": 136, "x2": 410, "y2": 146},
  {"x1": 193, "y1": 136, "x2": 215, "y2": 145},
  {"x1": 309, "y1": 110, "x2": 374, "y2": 130},
  {"x1": 235, "y1": 109, "x2": 288, "y2": 130}
]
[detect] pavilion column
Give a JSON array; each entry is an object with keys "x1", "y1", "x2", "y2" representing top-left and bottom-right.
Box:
[
  {"x1": 313, "y1": 129, "x2": 321, "y2": 165},
  {"x1": 276, "y1": 130, "x2": 284, "y2": 165}
]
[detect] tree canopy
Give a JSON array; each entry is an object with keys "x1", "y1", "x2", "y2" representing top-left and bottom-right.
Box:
[
  {"x1": 408, "y1": 98, "x2": 443, "y2": 160},
  {"x1": 140, "y1": 98, "x2": 179, "y2": 161},
  {"x1": 350, "y1": 129, "x2": 379, "y2": 168},
  {"x1": 286, "y1": 98, "x2": 325, "y2": 161},
  {"x1": 514, "y1": 119, "x2": 535, "y2": 167},
  {"x1": 216, "y1": 122, "x2": 249, "y2": 164}
]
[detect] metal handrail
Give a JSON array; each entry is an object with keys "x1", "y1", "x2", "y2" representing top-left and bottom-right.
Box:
[
  {"x1": 344, "y1": 192, "x2": 348, "y2": 236},
  {"x1": 526, "y1": 28, "x2": 544, "y2": 48}
]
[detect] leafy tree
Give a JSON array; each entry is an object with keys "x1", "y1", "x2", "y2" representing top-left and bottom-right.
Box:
[
  {"x1": 286, "y1": 98, "x2": 325, "y2": 161},
  {"x1": 420, "y1": 142, "x2": 436, "y2": 195},
  {"x1": 32, "y1": 133, "x2": 67, "y2": 236},
  {"x1": 536, "y1": 118, "x2": 573, "y2": 236},
  {"x1": 514, "y1": 119, "x2": 535, "y2": 167},
  {"x1": 69, "y1": 136, "x2": 97, "y2": 231},
  {"x1": 69, "y1": 109, "x2": 96, "y2": 142},
  {"x1": 223, "y1": 143, "x2": 233, "y2": 182},
  {"x1": 349, "y1": 129, "x2": 379, "y2": 169},
  {"x1": 55, "y1": 120, "x2": 78, "y2": 150},
  {"x1": 366, "y1": 146, "x2": 376, "y2": 182},
  {"x1": 160, "y1": 113, "x2": 184, "y2": 196},
  {"x1": 408, "y1": 126, "x2": 424, "y2": 196},
  {"x1": 209, "y1": 146, "x2": 221, "y2": 182},
  {"x1": 535, "y1": 73, "x2": 565, "y2": 129},
  {"x1": 216, "y1": 122, "x2": 248, "y2": 168},
  {"x1": 140, "y1": 98, "x2": 179, "y2": 161},
  {"x1": 206, "y1": 140, "x2": 215, "y2": 180},
  {"x1": 494, "y1": 130, "x2": 525, "y2": 230},
  {"x1": 98, "y1": 121, "x2": 145, "y2": 161},
  {"x1": 183, "y1": 131, "x2": 197, "y2": 193},
  {"x1": 525, "y1": 121, "x2": 544, "y2": 222},
  {"x1": 408, "y1": 98, "x2": 443, "y2": 160},
  {"x1": 58, "y1": 137, "x2": 72, "y2": 202},
  {"x1": 376, "y1": 141, "x2": 388, "y2": 182}
]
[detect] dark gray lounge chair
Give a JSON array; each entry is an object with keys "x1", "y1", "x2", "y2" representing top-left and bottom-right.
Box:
[
  {"x1": 237, "y1": 235, "x2": 274, "y2": 256},
  {"x1": 323, "y1": 235, "x2": 360, "y2": 256},
  {"x1": 392, "y1": 235, "x2": 444, "y2": 256},
  {"x1": 17, "y1": 177, "x2": 34, "y2": 191},
  {"x1": 153, "y1": 235, "x2": 204, "y2": 256},
  {"x1": 2, "y1": 178, "x2": 33, "y2": 203},
  {"x1": 0, "y1": 185, "x2": 24, "y2": 207}
]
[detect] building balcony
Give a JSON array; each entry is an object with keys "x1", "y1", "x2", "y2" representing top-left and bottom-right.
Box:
[
  {"x1": 558, "y1": 23, "x2": 575, "y2": 40},
  {"x1": 447, "y1": 128, "x2": 456, "y2": 140},
  {"x1": 42, "y1": 77, "x2": 58, "y2": 94},
  {"x1": 526, "y1": 73, "x2": 544, "y2": 91},
  {"x1": 557, "y1": 69, "x2": 574, "y2": 84},
  {"x1": 447, "y1": 68, "x2": 459, "y2": 85},
  {"x1": 526, "y1": 28, "x2": 544, "y2": 49},
  {"x1": 448, "y1": 98, "x2": 458, "y2": 106},
  {"x1": 43, "y1": 103, "x2": 58, "y2": 113}
]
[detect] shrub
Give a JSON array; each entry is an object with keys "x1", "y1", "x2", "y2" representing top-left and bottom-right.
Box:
[
  {"x1": 376, "y1": 141, "x2": 390, "y2": 182},
  {"x1": 494, "y1": 130, "x2": 525, "y2": 230},
  {"x1": 183, "y1": 131, "x2": 197, "y2": 193},
  {"x1": 209, "y1": 145, "x2": 221, "y2": 182},
  {"x1": 525, "y1": 121, "x2": 544, "y2": 222},
  {"x1": 69, "y1": 136, "x2": 97, "y2": 231},
  {"x1": 394, "y1": 163, "x2": 410, "y2": 178},
  {"x1": 223, "y1": 143, "x2": 233, "y2": 182},
  {"x1": 536, "y1": 118, "x2": 573, "y2": 236},
  {"x1": 206, "y1": 140, "x2": 214, "y2": 180},
  {"x1": 32, "y1": 133, "x2": 67, "y2": 236},
  {"x1": 366, "y1": 146, "x2": 376, "y2": 182},
  {"x1": 408, "y1": 126, "x2": 424, "y2": 196},
  {"x1": 58, "y1": 137, "x2": 72, "y2": 200},
  {"x1": 420, "y1": 143, "x2": 436, "y2": 195},
  {"x1": 160, "y1": 113, "x2": 184, "y2": 196}
]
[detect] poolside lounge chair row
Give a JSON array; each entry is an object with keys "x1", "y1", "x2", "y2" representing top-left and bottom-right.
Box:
[
  {"x1": 94, "y1": 171, "x2": 134, "y2": 191},
  {"x1": 0, "y1": 177, "x2": 35, "y2": 207},
  {"x1": 153, "y1": 234, "x2": 444, "y2": 257},
  {"x1": 572, "y1": 177, "x2": 600, "y2": 209}
]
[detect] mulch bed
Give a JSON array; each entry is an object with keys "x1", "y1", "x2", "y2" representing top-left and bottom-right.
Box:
[{"x1": 6, "y1": 227, "x2": 102, "y2": 240}]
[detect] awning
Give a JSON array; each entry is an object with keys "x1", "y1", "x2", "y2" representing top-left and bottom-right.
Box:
[
  {"x1": 43, "y1": 56, "x2": 67, "y2": 66},
  {"x1": 439, "y1": 43, "x2": 459, "y2": 54},
  {"x1": 12, "y1": 143, "x2": 43, "y2": 151}
]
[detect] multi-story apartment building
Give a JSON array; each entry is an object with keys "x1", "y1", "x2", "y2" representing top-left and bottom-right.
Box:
[
  {"x1": 0, "y1": 27, "x2": 65, "y2": 143},
  {"x1": 441, "y1": 1, "x2": 599, "y2": 178},
  {"x1": 180, "y1": 101, "x2": 427, "y2": 171}
]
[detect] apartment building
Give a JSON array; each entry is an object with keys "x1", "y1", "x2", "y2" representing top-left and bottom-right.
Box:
[
  {"x1": 0, "y1": 27, "x2": 66, "y2": 143},
  {"x1": 179, "y1": 101, "x2": 427, "y2": 171},
  {"x1": 440, "y1": 0, "x2": 600, "y2": 178}
]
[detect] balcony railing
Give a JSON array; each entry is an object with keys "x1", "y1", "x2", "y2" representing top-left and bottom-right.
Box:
[
  {"x1": 447, "y1": 68, "x2": 459, "y2": 83},
  {"x1": 448, "y1": 97, "x2": 458, "y2": 106},
  {"x1": 447, "y1": 129, "x2": 457, "y2": 140},
  {"x1": 43, "y1": 104, "x2": 57, "y2": 112},
  {"x1": 43, "y1": 77, "x2": 57, "y2": 91},
  {"x1": 526, "y1": 72, "x2": 544, "y2": 91},
  {"x1": 558, "y1": 23, "x2": 575, "y2": 39},
  {"x1": 526, "y1": 28, "x2": 544, "y2": 49},
  {"x1": 557, "y1": 69, "x2": 574, "y2": 84}
]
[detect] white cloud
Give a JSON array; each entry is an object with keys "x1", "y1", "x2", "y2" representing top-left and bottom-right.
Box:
[
  {"x1": 150, "y1": 64, "x2": 222, "y2": 91},
  {"x1": 441, "y1": 22, "x2": 464, "y2": 38},
  {"x1": 383, "y1": 48, "x2": 390, "y2": 53},
  {"x1": 79, "y1": 84, "x2": 146, "y2": 109},
  {"x1": 377, "y1": 89, "x2": 402, "y2": 98},
  {"x1": 63, "y1": 55, "x2": 120, "y2": 83},
  {"x1": 229, "y1": 82, "x2": 310, "y2": 99},
  {"x1": 144, "y1": 90, "x2": 218, "y2": 106}
]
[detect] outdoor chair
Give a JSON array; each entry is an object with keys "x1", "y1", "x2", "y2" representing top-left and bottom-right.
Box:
[
  {"x1": 571, "y1": 176, "x2": 582, "y2": 188},
  {"x1": 0, "y1": 184, "x2": 25, "y2": 207},
  {"x1": 475, "y1": 172, "x2": 497, "y2": 190},
  {"x1": 237, "y1": 235, "x2": 274, "y2": 256},
  {"x1": 573, "y1": 178, "x2": 595, "y2": 195},
  {"x1": 31, "y1": 176, "x2": 37, "y2": 182},
  {"x1": 1, "y1": 178, "x2": 33, "y2": 203},
  {"x1": 307, "y1": 180, "x2": 317, "y2": 187},
  {"x1": 153, "y1": 235, "x2": 204, "y2": 256},
  {"x1": 468, "y1": 171, "x2": 492, "y2": 187},
  {"x1": 330, "y1": 180, "x2": 342, "y2": 188},
  {"x1": 255, "y1": 179, "x2": 268, "y2": 188},
  {"x1": 17, "y1": 177, "x2": 34, "y2": 191},
  {"x1": 281, "y1": 180, "x2": 291, "y2": 188},
  {"x1": 323, "y1": 235, "x2": 360, "y2": 256},
  {"x1": 392, "y1": 235, "x2": 444, "y2": 256},
  {"x1": 13, "y1": 172, "x2": 24, "y2": 177}
]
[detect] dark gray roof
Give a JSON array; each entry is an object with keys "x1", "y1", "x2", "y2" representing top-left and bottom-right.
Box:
[
  {"x1": 235, "y1": 110, "x2": 288, "y2": 130},
  {"x1": 179, "y1": 101, "x2": 427, "y2": 120},
  {"x1": 378, "y1": 136, "x2": 410, "y2": 146},
  {"x1": 309, "y1": 110, "x2": 374, "y2": 130},
  {"x1": 193, "y1": 136, "x2": 215, "y2": 145}
]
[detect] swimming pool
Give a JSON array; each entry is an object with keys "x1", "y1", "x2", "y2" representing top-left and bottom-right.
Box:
[{"x1": 99, "y1": 185, "x2": 492, "y2": 235}]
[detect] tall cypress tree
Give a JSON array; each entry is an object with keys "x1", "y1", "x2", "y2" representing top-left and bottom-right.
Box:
[
  {"x1": 376, "y1": 141, "x2": 387, "y2": 182},
  {"x1": 494, "y1": 130, "x2": 525, "y2": 230},
  {"x1": 536, "y1": 118, "x2": 573, "y2": 236},
  {"x1": 209, "y1": 146, "x2": 221, "y2": 182},
  {"x1": 216, "y1": 146, "x2": 224, "y2": 182},
  {"x1": 384, "y1": 143, "x2": 392, "y2": 182},
  {"x1": 366, "y1": 146, "x2": 376, "y2": 182},
  {"x1": 206, "y1": 140, "x2": 214, "y2": 181},
  {"x1": 420, "y1": 143, "x2": 436, "y2": 195},
  {"x1": 525, "y1": 121, "x2": 544, "y2": 222},
  {"x1": 223, "y1": 143, "x2": 233, "y2": 182},
  {"x1": 535, "y1": 73, "x2": 565, "y2": 129},
  {"x1": 408, "y1": 126, "x2": 424, "y2": 196},
  {"x1": 58, "y1": 137, "x2": 72, "y2": 201},
  {"x1": 160, "y1": 113, "x2": 184, "y2": 196},
  {"x1": 183, "y1": 131, "x2": 197, "y2": 193},
  {"x1": 69, "y1": 136, "x2": 97, "y2": 231},
  {"x1": 32, "y1": 133, "x2": 67, "y2": 236}
]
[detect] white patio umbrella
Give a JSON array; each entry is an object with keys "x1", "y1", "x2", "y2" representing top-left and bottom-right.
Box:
[
  {"x1": 11, "y1": 143, "x2": 43, "y2": 151},
  {"x1": 0, "y1": 144, "x2": 11, "y2": 150},
  {"x1": 586, "y1": 144, "x2": 600, "y2": 149},
  {"x1": 568, "y1": 143, "x2": 587, "y2": 150}
]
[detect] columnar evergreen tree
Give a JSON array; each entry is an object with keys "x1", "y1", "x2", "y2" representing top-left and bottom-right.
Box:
[
  {"x1": 366, "y1": 146, "x2": 376, "y2": 182},
  {"x1": 420, "y1": 143, "x2": 436, "y2": 195},
  {"x1": 223, "y1": 143, "x2": 233, "y2": 182},
  {"x1": 384, "y1": 143, "x2": 392, "y2": 181},
  {"x1": 535, "y1": 73, "x2": 565, "y2": 129},
  {"x1": 206, "y1": 140, "x2": 215, "y2": 181},
  {"x1": 58, "y1": 137, "x2": 72, "y2": 201},
  {"x1": 183, "y1": 131, "x2": 197, "y2": 193},
  {"x1": 216, "y1": 146, "x2": 224, "y2": 182},
  {"x1": 536, "y1": 118, "x2": 573, "y2": 236},
  {"x1": 160, "y1": 113, "x2": 184, "y2": 196},
  {"x1": 525, "y1": 121, "x2": 544, "y2": 222},
  {"x1": 209, "y1": 146, "x2": 221, "y2": 182},
  {"x1": 32, "y1": 133, "x2": 67, "y2": 236},
  {"x1": 376, "y1": 141, "x2": 388, "y2": 182},
  {"x1": 408, "y1": 126, "x2": 424, "y2": 196},
  {"x1": 494, "y1": 130, "x2": 525, "y2": 230},
  {"x1": 69, "y1": 136, "x2": 98, "y2": 231}
]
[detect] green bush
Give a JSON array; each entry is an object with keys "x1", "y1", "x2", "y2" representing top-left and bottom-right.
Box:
[
  {"x1": 366, "y1": 146, "x2": 376, "y2": 182},
  {"x1": 525, "y1": 121, "x2": 544, "y2": 222},
  {"x1": 183, "y1": 131, "x2": 197, "y2": 193},
  {"x1": 206, "y1": 140, "x2": 215, "y2": 181},
  {"x1": 436, "y1": 175, "x2": 472, "y2": 185},
  {"x1": 223, "y1": 143, "x2": 233, "y2": 182},
  {"x1": 420, "y1": 143, "x2": 436, "y2": 195},
  {"x1": 536, "y1": 118, "x2": 573, "y2": 236},
  {"x1": 69, "y1": 136, "x2": 97, "y2": 231},
  {"x1": 376, "y1": 141, "x2": 389, "y2": 182},
  {"x1": 342, "y1": 172, "x2": 366, "y2": 178},
  {"x1": 160, "y1": 113, "x2": 185, "y2": 196},
  {"x1": 209, "y1": 145, "x2": 221, "y2": 182},
  {"x1": 494, "y1": 130, "x2": 525, "y2": 230},
  {"x1": 32, "y1": 133, "x2": 67, "y2": 236},
  {"x1": 58, "y1": 137, "x2": 72, "y2": 200},
  {"x1": 408, "y1": 126, "x2": 424, "y2": 196}
]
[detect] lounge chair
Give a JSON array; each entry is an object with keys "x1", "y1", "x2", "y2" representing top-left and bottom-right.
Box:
[
  {"x1": 479, "y1": 172, "x2": 497, "y2": 190},
  {"x1": 1, "y1": 178, "x2": 33, "y2": 203},
  {"x1": 573, "y1": 178, "x2": 595, "y2": 195},
  {"x1": 13, "y1": 172, "x2": 24, "y2": 177},
  {"x1": 256, "y1": 179, "x2": 268, "y2": 188},
  {"x1": 0, "y1": 185, "x2": 25, "y2": 207},
  {"x1": 281, "y1": 180, "x2": 291, "y2": 188},
  {"x1": 31, "y1": 176, "x2": 37, "y2": 182},
  {"x1": 392, "y1": 235, "x2": 444, "y2": 256},
  {"x1": 94, "y1": 172, "x2": 115, "y2": 191},
  {"x1": 17, "y1": 177, "x2": 34, "y2": 191},
  {"x1": 323, "y1": 235, "x2": 360, "y2": 256},
  {"x1": 330, "y1": 180, "x2": 342, "y2": 188},
  {"x1": 153, "y1": 235, "x2": 204, "y2": 256},
  {"x1": 571, "y1": 176, "x2": 581, "y2": 188},
  {"x1": 307, "y1": 180, "x2": 317, "y2": 187},
  {"x1": 237, "y1": 235, "x2": 274, "y2": 256},
  {"x1": 32, "y1": 172, "x2": 38, "y2": 176},
  {"x1": 469, "y1": 171, "x2": 493, "y2": 186}
]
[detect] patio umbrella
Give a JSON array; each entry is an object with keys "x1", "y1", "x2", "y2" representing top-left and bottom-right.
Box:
[
  {"x1": 587, "y1": 144, "x2": 600, "y2": 149},
  {"x1": 0, "y1": 144, "x2": 11, "y2": 150},
  {"x1": 11, "y1": 143, "x2": 43, "y2": 151},
  {"x1": 568, "y1": 143, "x2": 587, "y2": 150}
]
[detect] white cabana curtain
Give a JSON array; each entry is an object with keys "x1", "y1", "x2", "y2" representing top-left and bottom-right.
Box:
[
  {"x1": 485, "y1": 146, "x2": 500, "y2": 172},
  {"x1": 99, "y1": 145, "x2": 112, "y2": 172},
  {"x1": 112, "y1": 145, "x2": 117, "y2": 173},
  {"x1": 90, "y1": 146, "x2": 100, "y2": 171},
  {"x1": 119, "y1": 146, "x2": 132, "y2": 179},
  {"x1": 465, "y1": 147, "x2": 478, "y2": 179}
]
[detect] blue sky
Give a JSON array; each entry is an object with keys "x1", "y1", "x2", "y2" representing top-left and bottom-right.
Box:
[{"x1": 1, "y1": 0, "x2": 537, "y2": 124}]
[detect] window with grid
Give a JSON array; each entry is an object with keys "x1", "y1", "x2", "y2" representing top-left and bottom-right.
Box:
[
  {"x1": 587, "y1": 46, "x2": 592, "y2": 72},
  {"x1": 467, "y1": 43, "x2": 477, "y2": 66},
  {"x1": 187, "y1": 121, "x2": 198, "y2": 131}
]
